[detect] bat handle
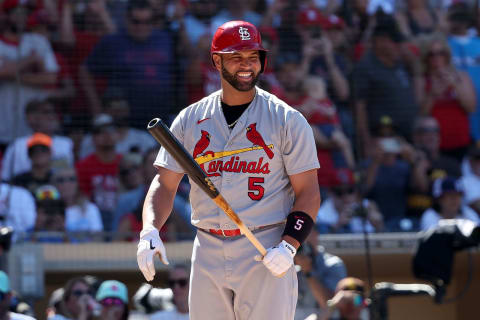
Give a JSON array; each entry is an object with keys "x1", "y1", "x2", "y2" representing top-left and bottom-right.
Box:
[{"x1": 238, "y1": 224, "x2": 268, "y2": 256}]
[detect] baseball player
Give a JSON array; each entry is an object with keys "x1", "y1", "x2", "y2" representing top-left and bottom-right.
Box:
[{"x1": 137, "y1": 20, "x2": 321, "y2": 320}]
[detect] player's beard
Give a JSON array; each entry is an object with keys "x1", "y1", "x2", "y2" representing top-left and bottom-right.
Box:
[{"x1": 221, "y1": 63, "x2": 260, "y2": 92}]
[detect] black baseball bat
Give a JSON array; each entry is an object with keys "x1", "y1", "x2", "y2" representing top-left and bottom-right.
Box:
[{"x1": 147, "y1": 118, "x2": 267, "y2": 256}]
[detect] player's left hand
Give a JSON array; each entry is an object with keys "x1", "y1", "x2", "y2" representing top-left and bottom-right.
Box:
[{"x1": 255, "y1": 240, "x2": 296, "y2": 277}]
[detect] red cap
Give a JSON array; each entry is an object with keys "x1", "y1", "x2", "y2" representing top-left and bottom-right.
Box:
[
  {"x1": 27, "y1": 9, "x2": 48, "y2": 29},
  {"x1": 330, "y1": 168, "x2": 355, "y2": 187},
  {"x1": 297, "y1": 7, "x2": 329, "y2": 27},
  {"x1": 323, "y1": 14, "x2": 346, "y2": 29}
]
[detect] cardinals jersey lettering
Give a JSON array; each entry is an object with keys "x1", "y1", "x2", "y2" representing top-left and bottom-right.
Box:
[{"x1": 155, "y1": 87, "x2": 319, "y2": 229}]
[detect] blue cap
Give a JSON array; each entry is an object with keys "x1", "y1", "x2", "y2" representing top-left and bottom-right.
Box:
[
  {"x1": 432, "y1": 176, "x2": 463, "y2": 198},
  {"x1": 0, "y1": 271, "x2": 10, "y2": 293},
  {"x1": 96, "y1": 280, "x2": 128, "y2": 303}
]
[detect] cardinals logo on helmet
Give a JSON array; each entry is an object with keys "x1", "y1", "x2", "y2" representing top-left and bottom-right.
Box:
[{"x1": 246, "y1": 123, "x2": 274, "y2": 159}]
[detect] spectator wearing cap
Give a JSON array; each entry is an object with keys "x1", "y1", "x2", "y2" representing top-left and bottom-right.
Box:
[
  {"x1": 0, "y1": 0, "x2": 59, "y2": 147},
  {"x1": 210, "y1": 0, "x2": 261, "y2": 35},
  {"x1": 79, "y1": 87, "x2": 157, "y2": 159},
  {"x1": 76, "y1": 114, "x2": 122, "y2": 232},
  {"x1": 319, "y1": 277, "x2": 369, "y2": 320},
  {"x1": 150, "y1": 264, "x2": 190, "y2": 320},
  {"x1": 28, "y1": 185, "x2": 66, "y2": 243},
  {"x1": 420, "y1": 176, "x2": 480, "y2": 231},
  {"x1": 46, "y1": 288, "x2": 65, "y2": 319},
  {"x1": 353, "y1": 17, "x2": 419, "y2": 158},
  {"x1": 49, "y1": 276, "x2": 96, "y2": 320},
  {"x1": 461, "y1": 146, "x2": 480, "y2": 216},
  {"x1": 417, "y1": 32, "x2": 476, "y2": 162},
  {"x1": 447, "y1": 2, "x2": 480, "y2": 147},
  {"x1": 52, "y1": 167, "x2": 103, "y2": 242},
  {"x1": 95, "y1": 280, "x2": 129, "y2": 320},
  {"x1": 0, "y1": 271, "x2": 35, "y2": 320},
  {"x1": 11, "y1": 133, "x2": 53, "y2": 195},
  {"x1": 365, "y1": 136, "x2": 412, "y2": 231},
  {"x1": 1, "y1": 99, "x2": 74, "y2": 181},
  {"x1": 317, "y1": 169, "x2": 383, "y2": 234},
  {"x1": 182, "y1": 0, "x2": 218, "y2": 47},
  {"x1": 408, "y1": 116, "x2": 461, "y2": 219},
  {"x1": 294, "y1": 230, "x2": 346, "y2": 320},
  {"x1": 80, "y1": 0, "x2": 177, "y2": 128}
]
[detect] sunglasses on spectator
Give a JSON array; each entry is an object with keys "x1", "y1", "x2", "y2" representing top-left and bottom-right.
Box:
[
  {"x1": 332, "y1": 187, "x2": 355, "y2": 197},
  {"x1": 427, "y1": 50, "x2": 447, "y2": 58},
  {"x1": 100, "y1": 297, "x2": 124, "y2": 307},
  {"x1": 130, "y1": 17, "x2": 153, "y2": 25},
  {"x1": 416, "y1": 126, "x2": 439, "y2": 133},
  {"x1": 168, "y1": 278, "x2": 188, "y2": 288},
  {"x1": 72, "y1": 290, "x2": 92, "y2": 297},
  {"x1": 54, "y1": 176, "x2": 77, "y2": 184}
]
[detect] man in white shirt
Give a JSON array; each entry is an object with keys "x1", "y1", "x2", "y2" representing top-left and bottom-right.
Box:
[
  {"x1": 150, "y1": 265, "x2": 189, "y2": 320},
  {"x1": 461, "y1": 146, "x2": 480, "y2": 215}
]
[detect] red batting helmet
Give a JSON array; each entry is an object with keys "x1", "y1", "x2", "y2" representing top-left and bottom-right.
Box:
[{"x1": 211, "y1": 20, "x2": 268, "y2": 73}]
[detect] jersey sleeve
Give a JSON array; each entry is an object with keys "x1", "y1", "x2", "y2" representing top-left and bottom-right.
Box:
[
  {"x1": 153, "y1": 114, "x2": 187, "y2": 174},
  {"x1": 282, "y1": 111, "x2": 320, "y2": 175}
]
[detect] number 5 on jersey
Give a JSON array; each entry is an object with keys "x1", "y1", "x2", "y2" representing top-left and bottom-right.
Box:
[{"x1": 248, "y1": 177, "x2": 264, "y2": 200}]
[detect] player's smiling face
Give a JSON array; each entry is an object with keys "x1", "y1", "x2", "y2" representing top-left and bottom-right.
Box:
[{"x1": 215, "y1": 50, "x2": 261, "y2": 92}]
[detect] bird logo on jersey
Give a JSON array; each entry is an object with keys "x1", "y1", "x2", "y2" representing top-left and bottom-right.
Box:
[
  {"x1": 246, "y1": 123, "x2": 274, "y2": 159},
  {"x1": 193, "y1": 130, "x2": 212, "y2": 159}
]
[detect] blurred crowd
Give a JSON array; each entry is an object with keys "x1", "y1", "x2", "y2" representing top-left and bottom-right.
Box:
[{"x1": 0, "y1": 0, "x2": 479, "y2": 245}]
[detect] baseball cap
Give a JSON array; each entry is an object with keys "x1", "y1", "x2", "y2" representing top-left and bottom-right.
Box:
[
  {"x1": 336, "y1": 277, "x2": 365, "y2": 294},
  {"x1": 96, "y1": 280, "x2": 128, "y2": 304},
  {"x1": 297, "y1": 7, "x2": 329, "y2": 28},
  {"x1": 372, "y1": 20, "x2": 404, "y2": 43},
  {"x1": 323, "y1": 14, "x2": 346, "y2": 30},
  {"x1": 92, "y1": 114, "x2": 115, "y2": 133},
  {"x1": 27, "y1": 133, "x2": 52, "y2": 150},
  {"x1": 432, "y1": 176, "x2": 463, "y2": 198},
  {"x1": 0, "y1": 271, "x2": 10, "y2": 294}
]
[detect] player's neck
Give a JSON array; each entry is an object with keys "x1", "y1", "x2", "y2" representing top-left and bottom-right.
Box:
[{"x1": 221, "y1": 83, "x2": 256, "y2": 106}]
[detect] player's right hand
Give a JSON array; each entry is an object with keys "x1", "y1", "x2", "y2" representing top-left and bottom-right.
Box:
[{"x1": 137, "y1": 226, "x2": 169, "y2": 281}]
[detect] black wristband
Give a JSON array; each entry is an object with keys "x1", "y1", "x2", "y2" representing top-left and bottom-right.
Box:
[{"x1": 282, "y1": 211, "x2": 314, "y2": 244}]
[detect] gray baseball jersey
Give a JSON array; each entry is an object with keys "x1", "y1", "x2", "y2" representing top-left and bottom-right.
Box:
[
  {"x1": 154, "y1": 86, "x2": 319, "y2": 320},
  {"x1": 154, "y1": 87, "x2": 319, "y2": 229}
]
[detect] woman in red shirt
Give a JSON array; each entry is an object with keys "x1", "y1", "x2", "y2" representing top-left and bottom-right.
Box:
[{"x1": 419, "y1": 34, "x2": 476, "y2": 161}]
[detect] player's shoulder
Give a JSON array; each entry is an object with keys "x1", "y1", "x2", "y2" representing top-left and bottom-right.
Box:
[{"x1": 177, "y1": 90, "x2": 221, "y2": 118}]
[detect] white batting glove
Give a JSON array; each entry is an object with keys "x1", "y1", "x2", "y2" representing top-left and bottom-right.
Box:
[
  {"x1": 256, "y1": 240, "x2": 296, "y2": 277},
  {"x1": 137, "y1": 226, "x2": 169, "y2": 282}
]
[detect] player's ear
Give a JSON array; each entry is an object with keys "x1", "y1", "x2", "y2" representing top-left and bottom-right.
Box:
[{"x1": 212, "y1": 54, "x2": 222, "y2": 71}]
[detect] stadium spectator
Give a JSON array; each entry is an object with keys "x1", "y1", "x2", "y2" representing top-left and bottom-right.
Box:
[
  {"x1": 150, "y1": 264, "x2": 189, "y2": 320},
  {"x1": 364, "y1": 137, "x2": 411, "y2": 231},
  {"x1": 46, "y1": 288, "x2": 65, "y2": 319},
  {"x1": 317, "y1": 169, "x2": 383, "y2": 234},
  {"x1": 52, "y1": 167, "x2": 103, "y2": 241},
  {"x1": 59, "y1": 0, "x2": 116, "y2": 116},
  {"x1": 319, "y1": 277, "x2": 369, "y2": 320},
  {"x1": 118, "y1": 152, "x2": 144, "y2": 192},
  {"x1": 0, "y1": 182, "x2": 36, "y2": 240},
  {"x1": 294, "y1": 231, "x2": 347, "y2": 320},
  {"x1": 80, "y1": 0, "x2": 177, "y2": 127},
  {"x1": 49, "y1": 276, "x2": 97, "y2": 320},
  {"x1": 407, "y1": 116, "x2": 461, "y2": 218},
  {"x1": 418, "y1": 33, "x2": 476, "y2": 161},
  {"x1": 11, "y1": 133, "x2": 53, "y2": 195},
  {"x1": 29, "y1": 185, "x2": 66, "y2": 243},
  {"x1": 446, "y1": 2, "x2": 480, "y2": 147},
  {"x1": 353, "y1": 18, "x2": 419, "y2": 157},
  {"x1": 75, "y1": 114, "x2": 122, "y2": 232},
  {"x1": 420, "y1": 176, "x2": 480, "y2": 231},
  {"x1": 0, "y1": 271, "x2": 35, "y2": 320},
  {"x1": 395, "y1": 0, "x2": 446, "y2": 38},
  {"x1": 0, "y1": 0, "x2": 59, "y2": 148},
  {"x1": 210, "y1": 0, "x2": 262, "y2": 33},
  {"x1": 461, "y1": 146, "x2": 480, "y2": 216},
  {"x1": 79, "y1": 87, "x2": 157, "y2": 159},
  {"x1": 95, "y1": 280, "x2": 129, "y2": 320},
  {"x1": 182, "y1": 0, "x2": 218, "y2": 47},
  {"x1": 1, "y1": 99, "x2": 74, "y2": 181}
]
